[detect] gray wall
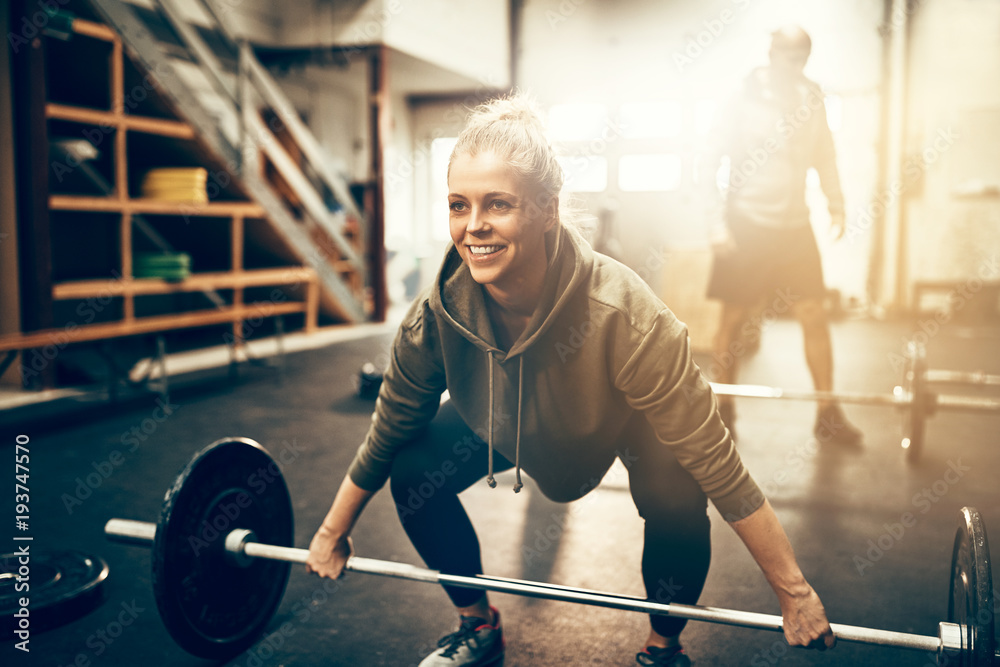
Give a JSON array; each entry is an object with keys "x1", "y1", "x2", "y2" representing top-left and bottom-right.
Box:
[{"x1": 902, "y1": 0, "x2": 1000, "y2": 310}]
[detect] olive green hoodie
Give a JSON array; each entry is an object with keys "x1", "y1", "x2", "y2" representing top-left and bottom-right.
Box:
[{"x1": 347, "y1": 225, "x2": 763, "y2": 519}]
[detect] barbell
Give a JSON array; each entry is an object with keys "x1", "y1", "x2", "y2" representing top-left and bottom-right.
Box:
[
  {"x1": 710, "y1": 341, "x2": 1000, "y2": 461},
  {"x1": 104, "y1": 437, "x2": 997, "y2": 664},
  {"x1": 359, "y1": 342, "x2": 999, "y2": 461}
]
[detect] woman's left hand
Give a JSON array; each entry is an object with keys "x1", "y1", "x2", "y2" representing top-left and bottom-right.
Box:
[{"x1": 777, "y1": 584, "x2": 836, "y2": 649}]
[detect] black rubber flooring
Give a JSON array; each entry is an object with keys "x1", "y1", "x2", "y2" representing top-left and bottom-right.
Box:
[{"x1": 1, "y1": 316, "x2": 998, "y2": 666}]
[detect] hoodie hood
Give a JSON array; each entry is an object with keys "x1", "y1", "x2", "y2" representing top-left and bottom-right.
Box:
[{"x1": 430, "y1": 223, "x2": 593, "y2": 361}]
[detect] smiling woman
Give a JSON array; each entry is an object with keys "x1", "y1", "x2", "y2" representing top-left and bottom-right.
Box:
[
  {"x1": 448, "y1": 151, "x2": 555, "y2": 348},
  {"x1": 445, "y1": 96, "x2": 565, "y2": 349},
  {"x1": 306, "y1": 92, "x2": 836, "y2": 667}
]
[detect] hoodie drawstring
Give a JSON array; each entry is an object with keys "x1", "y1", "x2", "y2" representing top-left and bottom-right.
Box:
[
  {"x1": 485, "y1": 351, "x2": 524, "y2": 493},
  {"x1": 512, "y1": 357, "x2": 524, "y2": 493},
  {"x1": 486, "y1": 350, "x2": 497, "y2": 488}
]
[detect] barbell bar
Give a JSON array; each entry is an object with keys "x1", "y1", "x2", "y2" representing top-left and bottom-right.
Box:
[
  {"x1": 926, "y1": 369, "x2": 1000, "y2": 388},
  {"x1": 102, "y1": 438, "x2": 997, "y2": 665},
  {"x1": 708, "y1": 341, "x2": 1000, "y2": 461},
  {"x1": 359, "y1": 342, "x2": 998, "y2": 461},
  {"x1": 708, "y1": 383, "x2": 904, "y2": 407},
  {"x1": 103, "y1": 517, "x2": 951, "y2": 654}
]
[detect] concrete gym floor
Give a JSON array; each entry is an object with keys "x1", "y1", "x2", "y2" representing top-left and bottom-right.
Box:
[{"x1": 1, "y1": 315, "x2": 998, "y2": 667}]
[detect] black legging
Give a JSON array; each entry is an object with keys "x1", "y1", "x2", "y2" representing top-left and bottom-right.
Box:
[{"x1": 388, "y1": 401, "x2": 712, "y2": 638}]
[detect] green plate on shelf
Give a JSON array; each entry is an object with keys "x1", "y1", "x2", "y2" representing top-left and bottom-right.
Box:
[{"x1": 133, "y1": 253, "x2": 192, "y2": 281}]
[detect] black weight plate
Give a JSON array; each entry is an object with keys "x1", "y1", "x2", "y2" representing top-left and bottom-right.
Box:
[
  {"x1": 0, "y1": 550, "x2": 109, "y2": 638},
  {"x1": 153, "y1": 437, "x2": 293, "y2": 659},
  {"x1": 948, "y1": 507, "x2": 995, "y2": 667}
]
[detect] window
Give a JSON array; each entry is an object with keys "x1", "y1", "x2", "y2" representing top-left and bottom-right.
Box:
[
  {"x1": 429, "y1": 137, "x2": 458, "y2": 242},
  {"x1": 558, "y1": 155, "x2": 608, "y2": 193},
  {"x1": 619, "y1": 101, "x2": 682, "y2": 138},
  {"x1": 547, "y1": 103, "x2": 609, "y2": 141},
  {"x1": 694, "y1": 99, "x2": 717, "y2": 136},
  {"x1": 618, "y1": 154, "x2": 683, "y2": 192}
]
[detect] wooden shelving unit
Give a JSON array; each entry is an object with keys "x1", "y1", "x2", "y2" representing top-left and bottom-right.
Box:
[{"x1": 2, "y1": 16, "x2": 320, "y2": 376}]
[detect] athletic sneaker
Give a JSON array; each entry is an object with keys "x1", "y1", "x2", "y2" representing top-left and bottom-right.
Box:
[
  {"x1": 636, "y1": 646, "x2": 692, "y2": 666},
  {"x1": 814, "y1": 403, "x2": 863, "y2": 446},
  {"x1": 418, "y1": 607, "x2": 504, "y2": 666}
]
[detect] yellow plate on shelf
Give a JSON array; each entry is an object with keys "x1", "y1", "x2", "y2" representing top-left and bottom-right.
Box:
[
  {"x1": 142, "y1": 167, "x2": 208, "y2": 179},
  {"x1": 139, "y1": 190, "x2": 209, "y2": 204}
]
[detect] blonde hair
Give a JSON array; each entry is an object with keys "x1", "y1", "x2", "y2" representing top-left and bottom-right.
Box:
[{"x1": 448, "y1": 92, "x2": 567, "y2": 224}]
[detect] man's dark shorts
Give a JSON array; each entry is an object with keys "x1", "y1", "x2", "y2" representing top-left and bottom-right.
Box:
[{"x1": 707, "y1": 214, "x2": 826, "y2": 306}]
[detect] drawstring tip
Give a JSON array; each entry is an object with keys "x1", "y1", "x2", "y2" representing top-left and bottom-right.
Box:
[
  {"x1": 512, "y1": 482, "x2": 523, "y2": 493},
  {"x1": 486, "y1": 476, "x2": 497, "y2": 488}
]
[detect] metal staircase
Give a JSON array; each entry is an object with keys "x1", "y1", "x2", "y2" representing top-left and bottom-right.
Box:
[{"x1": 87, "y1": 0, "x2": 370, "y2": 322}]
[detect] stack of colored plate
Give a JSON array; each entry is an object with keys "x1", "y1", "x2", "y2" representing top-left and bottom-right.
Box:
[
  {"x1": 140, "y1": 168, "x2": 209, "y2": 204},
  {"x1": 133, "y1": 252, "x2": 192, "y2": 281}
]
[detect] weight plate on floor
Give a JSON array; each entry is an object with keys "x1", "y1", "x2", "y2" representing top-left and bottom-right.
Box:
[
  {"x1": 0, "y1": 550, "x2": 109, "y2": 638},
  {"x1": 947, "y1": 506, "x2": 995, "y2": 667},
  {"x1": 153, "y1": 437, "x2": 293, "y2": 659}
]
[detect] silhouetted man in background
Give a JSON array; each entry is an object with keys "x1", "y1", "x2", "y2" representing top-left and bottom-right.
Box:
[{"x1": 706, "y1": 25, "x2": 862, "y2": 446}]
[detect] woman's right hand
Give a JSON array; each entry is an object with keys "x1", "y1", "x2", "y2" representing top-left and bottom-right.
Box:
[{"x1": 305, "y1": 527, "x2": 354, "y2": 579}]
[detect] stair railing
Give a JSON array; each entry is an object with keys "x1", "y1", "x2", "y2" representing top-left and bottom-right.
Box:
[{"x1": 152, "y1": 0, "x2": 366, "y2": 273}]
